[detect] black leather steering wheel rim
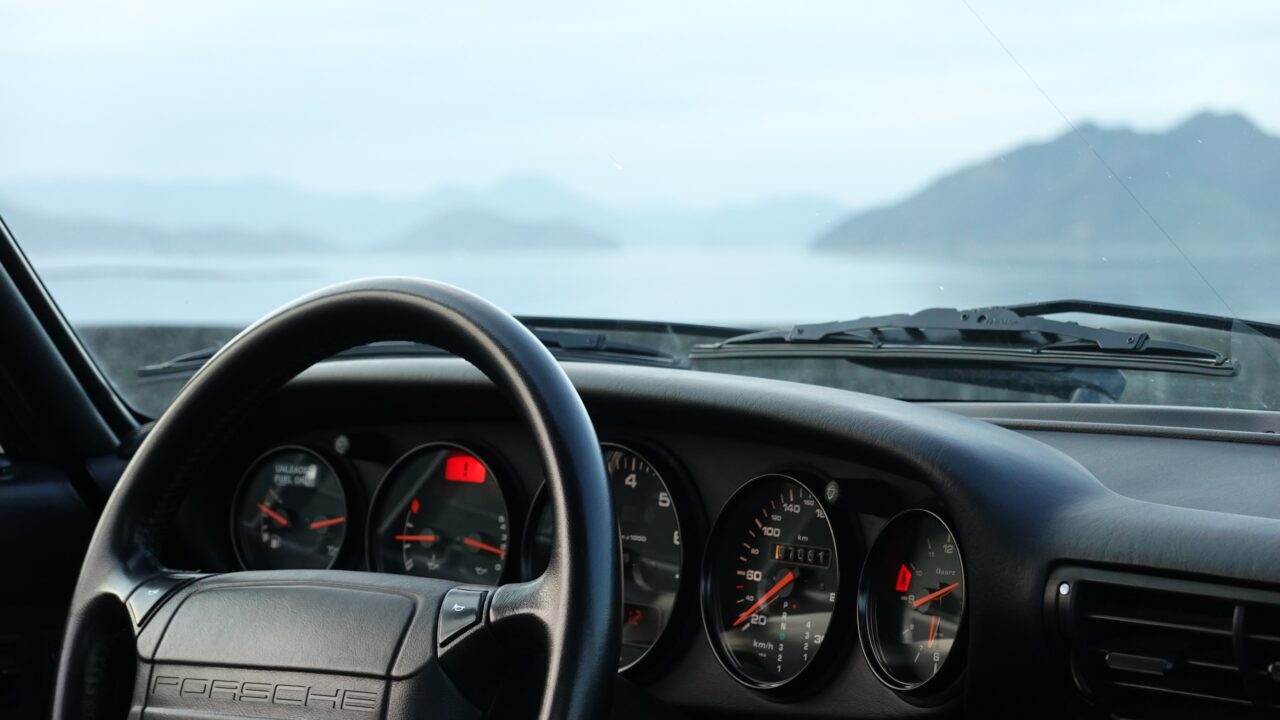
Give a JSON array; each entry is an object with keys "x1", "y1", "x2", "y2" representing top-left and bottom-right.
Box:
[{"x1": 54, "y1": 277, "x2": 620, "y2": 720}]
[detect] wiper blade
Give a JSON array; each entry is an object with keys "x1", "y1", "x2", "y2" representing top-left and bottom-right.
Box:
[
  {"x1": 138, "y1": 327, "x2": 683, "y2": 382},
  {"x1": 691, "y1": 306, "x2": 1236, "y2": 376}
]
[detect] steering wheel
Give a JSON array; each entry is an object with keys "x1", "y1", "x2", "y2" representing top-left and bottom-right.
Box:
[{"x1": 53, "y1": 278, "x2": 621, "y2": 720}]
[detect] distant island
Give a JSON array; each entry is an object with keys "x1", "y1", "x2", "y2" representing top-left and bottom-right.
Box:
[
  {"x1": 382, "y1": 209, "x2": 616, "y2": 251},
  {"x1": 1, "y1": 176, "x2": 844, "y2": 254},
  {"x1": 814, "y1": 112, "x2": 1280, "y2": 260}
]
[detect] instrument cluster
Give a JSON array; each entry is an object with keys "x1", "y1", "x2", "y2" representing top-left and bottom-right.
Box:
[{"x1": 227, "y1": 434, "x2": 966, "y2": 696}]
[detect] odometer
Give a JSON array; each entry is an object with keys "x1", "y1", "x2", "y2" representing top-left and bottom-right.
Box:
[
  {"x1": 703, "y1": 474, "x2": 842, "y2": 689},
  {"x1": 858, "y1": 509, "x2": 965, "y2": 691}
]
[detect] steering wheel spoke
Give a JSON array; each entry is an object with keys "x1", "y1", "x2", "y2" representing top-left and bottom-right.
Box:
[
  {"x1": 120, "y1": 569, "x2": 206, "y2": 629},
  {"x1": 435, "y1": 574, "x2": 561, "y2": 709},
  {"x1": 488, "y1": 573, "x2": 557, "y2": 641}
]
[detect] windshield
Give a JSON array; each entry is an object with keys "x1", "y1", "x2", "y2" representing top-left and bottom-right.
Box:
[{"x1": 3, "y1": 3, "x2": 1279, "y2": 416}]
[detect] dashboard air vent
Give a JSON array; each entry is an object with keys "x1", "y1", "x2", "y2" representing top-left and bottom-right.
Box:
[{"x1": 1049, "y1": 567, "x2": 1280, "y2": 718}]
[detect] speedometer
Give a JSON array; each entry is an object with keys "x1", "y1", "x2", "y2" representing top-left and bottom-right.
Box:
[{"x1": 703, "y1": 473, "x2": 844, "y2": 690}]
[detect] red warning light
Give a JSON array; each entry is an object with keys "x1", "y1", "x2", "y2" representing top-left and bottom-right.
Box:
[
  {"x1": 409, "y1": 498, "x2": 420, "y2": 514},
  {"x1": 895, "y1": 564, "x2": 912, "y2": 592},
  {"x1": 445, "y1": 453, "x2": 487, "y2": 483}
]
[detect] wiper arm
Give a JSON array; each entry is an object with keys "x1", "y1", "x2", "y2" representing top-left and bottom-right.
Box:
[
  {"x1": 1002, "y1": 298, "x2": 1280, "y2": 339},
  {"x1": 526, "y1": 328, "x2": 684, "y2": 366},
  {"x1": 137, "y1": 344, "x2": 224, "y2": 381},
  {"x1": 692, "y1": 306, "x2": 1235, "y2": 376},
  {"x1": 138, "y1": 327, "x2": 682, "y2": 383}
]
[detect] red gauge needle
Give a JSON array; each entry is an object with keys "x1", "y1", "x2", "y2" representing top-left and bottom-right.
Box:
[
  {"x1": 394, "y1": 534, "x2": 439, "y2": 542},
  {"x1": 256, "y1": 503, "x2": 289, "y2": 527},
  {"x1": 309, "y1": 516, "x2": 346, "y2": 530},
  {"x1": 912, "y1": 582, "x2": 960, "y2": 609},
  {"x1": 927, "y1": 614, "x2": 939, "y2": 648},
  {"x1": 732, "y1": 570, "x2": 796, "y2": 628},
  {"x1": 463, "y1": 537, "x2": 507, "y2": 557}
]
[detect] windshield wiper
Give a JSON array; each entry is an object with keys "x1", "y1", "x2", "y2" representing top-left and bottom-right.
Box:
[
  {"x1": 527, "y1": 328, "x2": 683, "y2": 366},
  {"x1": 1002, "y1": 298, "x2": 1280, "y2": 339},
  {"x1": 138, "y1": 327, "x2": 683, "y2": 382},
  {"x1": 691, "y1": 304, "x2": 1237, "y2": 376}
]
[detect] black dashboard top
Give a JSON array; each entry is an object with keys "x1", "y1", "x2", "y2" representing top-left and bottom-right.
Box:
[{"x1": 168, "y1": 357, "x2": 1280, "y2": 718}]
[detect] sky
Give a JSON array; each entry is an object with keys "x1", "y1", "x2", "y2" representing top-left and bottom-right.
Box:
[{"x1": 1, "y1": 0, "x2": 1278, "y2": 210}]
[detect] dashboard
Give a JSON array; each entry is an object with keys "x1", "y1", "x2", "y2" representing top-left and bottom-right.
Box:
[{"x1": 165, "y1": 357, "x2": 1280, "y2": 718}]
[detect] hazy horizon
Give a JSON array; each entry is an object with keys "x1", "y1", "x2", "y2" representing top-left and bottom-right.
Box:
[{"x1": 0, "y1": 108, "x2": 1246, "y2": 216}]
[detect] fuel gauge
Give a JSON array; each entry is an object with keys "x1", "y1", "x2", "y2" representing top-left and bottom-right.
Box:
[{"x1": 232, "y1": 446, "x2": 348, "y2": 570}]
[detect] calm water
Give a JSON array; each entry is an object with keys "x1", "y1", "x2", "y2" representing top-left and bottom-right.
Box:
[{"x1": 29, "y1": 248, "x2": 1273, "y2": 328}]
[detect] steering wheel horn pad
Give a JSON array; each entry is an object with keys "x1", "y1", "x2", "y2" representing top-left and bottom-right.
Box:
[
  {"x1": 132, "y1": 571, "x2": 483, "y2": 719},
  {"x1": 53, "y1": 278, "x2": 620, "y2": 720}
]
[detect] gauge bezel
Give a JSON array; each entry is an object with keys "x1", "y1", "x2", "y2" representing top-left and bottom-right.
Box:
[
  {"x1": 230, "y1": 444, "x2": 350, "y2": 571},
  {"x1": 857, "y1": 508, "x2": 967, "y2": 697},
  {"x1": 519, "y1": 486, "x2": 550, "y2": 581},
  {"x1": 700, "y1": 472, "x2": 854, "y2": 694},
  {"x1": 522, "y1": 441, "x2": 701, "y2": 677},
  {"x1": 366, "y1": 440, "x2": 518, "y2": 584}
]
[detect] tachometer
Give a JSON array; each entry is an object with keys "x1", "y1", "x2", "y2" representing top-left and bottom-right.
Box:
[
  {"x1": 369, "y1": 443, "x2": 511, "y2": 584},
  {"x1": 525, "y1": 443, "x2": 686, "y2": 671},
  {"x1": 232, "y1": 446, "x2": 348, "y2": 570},
  {"x1": 703, "y1": 474, "x2": 842, "y2": 689},
  {"x1": 858, "y1": 509, "x2": 965, "y2": 691}
]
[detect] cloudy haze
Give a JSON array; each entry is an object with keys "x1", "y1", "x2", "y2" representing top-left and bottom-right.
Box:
[{"x1": 1, "y1": 1, "x2": 1277, "y2": 209}]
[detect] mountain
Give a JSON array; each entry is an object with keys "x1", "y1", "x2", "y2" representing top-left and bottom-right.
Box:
[
  {"x1": 0, "y1": 176, "x2": 845, "y2": 250},
  {"x1": 386, "y1": 209, "x2": 615, "y2": 251},
  {"x1": 9, "y1": 113, "x2": 1275, "y2": 258},
  {"x1": 813, "y1": 111, "x2": 1280, "y2": 260},
  {"x1": 0, "y1": 199, "x2": 327, "y2": 255}
]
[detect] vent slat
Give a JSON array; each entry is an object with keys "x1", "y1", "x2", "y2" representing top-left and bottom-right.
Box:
[
  {"x1": 1085, "y1": 612, "x2": 1233, "y2": 637},
  {"x1": 1111, "y1": 680, "x2": 1254, "y2": 706},
  {"x1": 1083, "y1": 647, "x2": 1238, "y2": 672},
  {"x1": 1185, "y1": 658, "x2": 1240, "y2": 673}
]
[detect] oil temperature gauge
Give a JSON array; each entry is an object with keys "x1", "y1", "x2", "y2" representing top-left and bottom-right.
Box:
[{"x1": 858, "y1": 509, "x2": 966, "y2": 691}]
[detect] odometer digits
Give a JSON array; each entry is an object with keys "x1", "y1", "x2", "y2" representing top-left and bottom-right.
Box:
[{"x1": 704, "y1": 474, "x2": 841, "y2": 689}]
